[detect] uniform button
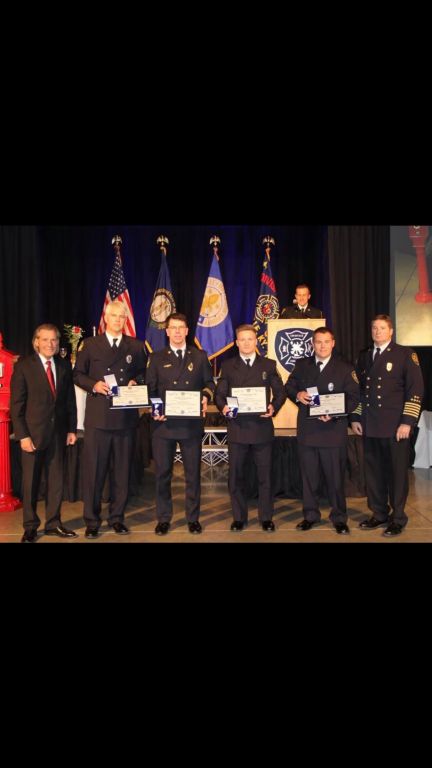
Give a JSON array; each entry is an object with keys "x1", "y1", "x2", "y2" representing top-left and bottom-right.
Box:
[
  {"x1": 378, "y1": 377, "x2": 382, "y2": 381},
  {"x1": 120, "y1": 368, "x2": 124, "y2": 372},
  {"x1": 120, "y1": 379, "x2": 123, "y2": 383},
  {"x1": 377, "y1": 385, "x2": 381, "y2": 389},
  {"x1": 107, "y1": 368, "x2": 111, "y2": 372},
  {"x1": 173, "y1": 381, "x2": 177, "y2": 385},
  {"x1": 367, "y1": 377, "x2": 370, "y2": 381},
  {"x1": 366, "y1": 385, "x2": 370, "y2": 389},
  {"x1": 186, "y1": 381, "x2": 189, "y2": 385},
  {"x1": 367, "y1": 404, "x2": 370, "y2": 407},
  {"x1": 377, "y1": 395, "x2": 381, "y2": 399},
  {"x1": 378, "y1": 404, "x2": 382, "y2": 407},
  {"x1": 366, "y1": 394, "x2": 369, "y2": 398}
]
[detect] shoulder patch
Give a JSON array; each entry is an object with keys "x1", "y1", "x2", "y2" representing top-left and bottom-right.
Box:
[
  {"x1": 412, "y1": 352, "x2": 420, "y2": 366},
  {"x1": 351, "y1": 371, "x2": 359, "y2": 384}
]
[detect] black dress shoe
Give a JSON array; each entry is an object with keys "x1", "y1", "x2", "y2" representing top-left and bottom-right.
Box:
[
  {"x1": 334, "y1": 522, "x2": 350, "y2": 535},
  {"x1": 85, "y1": 527, "x2": 100, "y2": 538},
  {"x1": 188, "y1": 521, "x2": 202, "y2": 534},
  {"x1": 359, "y1": 516, "x2": 388, "y2": 530},
  {"x1": 262, "y1": 520, "x2": 275, "y2": 532},
  {"x1": 296, "y1": 519, "x2": 314, "y2": 531},
  {"x1": 109, "y1": 522, "x2": 129, "y2": 535},
  {"x1": 21, "y1": 529, "x2": 38, "y2": 543},
  {"x1": 230, "y1": 521, "x2": 245, "y2": 531},
  {"x1": 155, "y1": 522, "x2": 170, "y2": 536},
  {"x1": 384, "y1": 522, "x2": 404, "y2": 537},
  {"x1": 45, "y1": 525, "x2": 78, "y2": 538}
]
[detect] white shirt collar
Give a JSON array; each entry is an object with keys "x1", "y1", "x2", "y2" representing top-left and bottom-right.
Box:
[
  {"x1": 240, "y1": 353, "x2": 256, "y2": 365},
  {"x1": 374, "y1": 341, "x2": 390, "y2": 353},
  {"x1": 38, "y1": 353, "x2": 55, "y2": 369},
  {"x1": 315, "y1": 354, "x2": 331, "y2": 371},
  {"x1": 170, "y1": 346, "x2": 186, "y2": 354},
  {"x1": 106, "y1": 332, "x2": 122, "y2": 347}
]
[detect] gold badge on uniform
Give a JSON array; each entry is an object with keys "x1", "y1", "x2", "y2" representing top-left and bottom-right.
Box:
[
  {"x1": 412, "y1": 352, "x2": 420, "y2": 366},
  {"x1": 188, "y1": 362, "x2": 194, "y2": 371},
  {"x1": 386, "y1": 362, "x2": 393, "y2": 372},
  {"x1": 351, "y1": 371, "x2": 359, "y2": 384}
]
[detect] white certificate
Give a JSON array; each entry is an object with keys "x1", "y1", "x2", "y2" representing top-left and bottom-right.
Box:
[
  {"x1": 110, "y1": 385, "x2": 149, "y2": 409},
  {"x1": 231, "y1": 386, "x2": 267, "y2": 414},
  {"x1": 165, "y1": 390, "x2": 202, "y2": 418},
  {"x1": 308, "y1": 392, "x2": 346, "y2": 417}
]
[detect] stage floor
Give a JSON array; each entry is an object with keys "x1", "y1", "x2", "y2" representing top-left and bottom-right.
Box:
[{"x1": 1, "y1": 463, "x2": 431, "y2": 544}]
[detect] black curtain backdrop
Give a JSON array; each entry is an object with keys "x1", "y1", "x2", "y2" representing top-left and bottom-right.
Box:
[
  {"x1": 1, "y1": 225, "x2": 328, "y2": 356},
  {"x1": 328, "y1": 225, "x2": 391, "y2": 364}
]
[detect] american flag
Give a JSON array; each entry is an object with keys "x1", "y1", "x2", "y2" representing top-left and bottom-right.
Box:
[{"x1": 98, "y1": 252, "x2": 136, "y2": 337}]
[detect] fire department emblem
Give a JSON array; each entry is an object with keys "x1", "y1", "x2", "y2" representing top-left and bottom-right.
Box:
[{"x1": 274, "y1": 329, "x2": 314, "y2": 374}]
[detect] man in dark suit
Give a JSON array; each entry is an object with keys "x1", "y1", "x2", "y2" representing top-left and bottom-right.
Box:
[
  {"x1": 285, "y1": 327, "x2": 360, "y2": 534},
  {"x1": 351, "y1": 314, "x2": 424, "y2": 537},
  {"x1": 215, "y1": 324, "x2": 286, "y2": 531},
  {"x1": 73, "y1": 301, "x2": 146, "y2": 538},
  {"x1": 146, "y1": 313, "x2": 215, "y2": 535},
  {"x1": 10, "y1": 324, "x2": 78, "y2": 542},
  {"x1": 280, "y1": 284, "x2": 323, "y2": 319}
]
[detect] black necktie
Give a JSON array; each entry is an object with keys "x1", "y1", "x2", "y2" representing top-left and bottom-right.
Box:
[
  {"x1": 245, "y1": 358, "x2": 251, "y2": 366},
  {"x1": 176, "y1": 349, "x2": 183, "y2": 360},
  {"x1": 112, "y1": 338, "x2": 118, "y2": 348},
  {"x1": 374, "y1": 347, "x2": 381, "y2": 360},
  {"x1": 316, "y1": 360, "x2": 323, "y2": 370}
]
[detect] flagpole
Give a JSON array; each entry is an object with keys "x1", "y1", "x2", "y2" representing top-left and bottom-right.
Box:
[
  {"x1": 156, "y1": 234, "x2": 169, "y2": 260},
  {"x1": 112, "y1": 233, "x2": 123, "y2": 262},
  {"x1": 209, "y1": 235, "x2": 221, "y2": 378}
]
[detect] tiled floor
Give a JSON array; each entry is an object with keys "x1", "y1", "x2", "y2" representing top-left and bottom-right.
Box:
[{"x1": 1, "y1": 463, "x2": 431, "y2": 544}]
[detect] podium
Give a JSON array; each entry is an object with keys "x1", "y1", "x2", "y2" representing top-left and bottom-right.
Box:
[{"x1": 267, "y1": 319, "x2": 326, "y2": 428}]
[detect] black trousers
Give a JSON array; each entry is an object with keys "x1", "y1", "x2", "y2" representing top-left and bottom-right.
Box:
[
  {"x1": 82, "y1": 427, "x2": 134, "y2": 527},
  {"x1": 298, "y1": 444, "x2": 348, "y2": 524},
  {"x1": 152, "y1": 434, "x2": 202, "y2": 523},
  {"x1": 228, "y1": 442, "x2": 273, "y2": 523},
  {"x1": 364, "y1": 436, "x2": 410, "y2": 526},
  {"x1": 21, "y1": 433, "x2": 64, "y2": 531}
]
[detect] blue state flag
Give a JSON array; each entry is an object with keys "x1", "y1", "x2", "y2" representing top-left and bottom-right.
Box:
[
  {"x1": 145, "y1": 250, "x2": 176, "y2": 353},
  {"x1": 253, "y1": 245, "x2": 280, "y2": 355},
  {"x1": 195, "y1": 252, "x2": 234, "y2": 360}
]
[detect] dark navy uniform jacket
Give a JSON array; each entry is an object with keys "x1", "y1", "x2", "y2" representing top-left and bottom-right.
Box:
[
  {"x1": 215, "y1": 355, "x2": 286, "y2": 444},
  {"x1": 146, "y1": 345, "x2": 214, "y2": 440},
  {"x1": 286, "y1": 354, "x2": 360, "y2": 447},
  {"x1": 351, "y1": 343, "x2": 424, "y2": 438},
  {"x1": 280, "y1": 305, "x2": 323, "y2": 319},
  {"x1": 73, "y1": 334, "x2": 146, "y2": 430}
]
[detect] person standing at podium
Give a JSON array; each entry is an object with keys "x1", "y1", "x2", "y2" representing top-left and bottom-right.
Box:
[
  {"x1": 280, "y1": 284, "x2": 323, "y2": 319},
  {"x1": 285, "y1": 327, "x2": 360, "y2": 535},
  {"x1": 10, "y1": 324, "x2": 78, "y2": 542},
  {"x1": 215, "y1": 324, "x2": 286, "y2": 532},
  {"x1": 351, "y1": 314, "x2": 424, "y2": 537}
]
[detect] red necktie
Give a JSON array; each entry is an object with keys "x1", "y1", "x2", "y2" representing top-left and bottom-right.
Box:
[{"x1": 46, "y1": 360, "x2": 56, "y2": 397}]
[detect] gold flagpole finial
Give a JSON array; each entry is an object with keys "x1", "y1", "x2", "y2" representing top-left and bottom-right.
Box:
[
  {"x1": 209, "y1": 235, "x2": 221, "y2": 246},
  {"x1": 112, "y1": 235, "x2": 123, "y2": 247},
  {"x1": 262, "y1": 236, "x2": 275, "y2": 248},
  {"x1": 157, "y1": 235, "x2": 169, "y2": 247}
]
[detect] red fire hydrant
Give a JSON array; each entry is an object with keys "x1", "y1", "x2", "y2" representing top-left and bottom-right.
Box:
[{"x1": 0, "y1": 332, "x2": 22, "y2": 512}]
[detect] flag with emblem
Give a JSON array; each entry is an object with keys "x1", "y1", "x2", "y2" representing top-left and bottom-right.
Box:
[
  {"x1": 145, "y1": 240, "x2": 177, "y2": 353},
  {"x1": 252, "y1": 238, "x2": 280, "y2": 355},
  {"x1": 195, "y1": 241, "x2": 234, "y2": 360},
  {"x1": 98, "y1": 237, "x2": 136, "y2": 337}
]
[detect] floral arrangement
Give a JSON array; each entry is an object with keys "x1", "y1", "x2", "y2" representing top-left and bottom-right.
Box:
[{"x1": 63, "y1": 324, "x2": 84, "y2": 363}]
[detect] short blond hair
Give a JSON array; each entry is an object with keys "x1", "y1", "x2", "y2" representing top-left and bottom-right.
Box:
[{"x1": 236, "y1": 324, "x2": 257, "y2": 337}]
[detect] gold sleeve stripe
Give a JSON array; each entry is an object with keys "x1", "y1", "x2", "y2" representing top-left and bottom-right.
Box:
[{"x1": 353, "y1": 405, "x2": 363, "y2": 415}]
